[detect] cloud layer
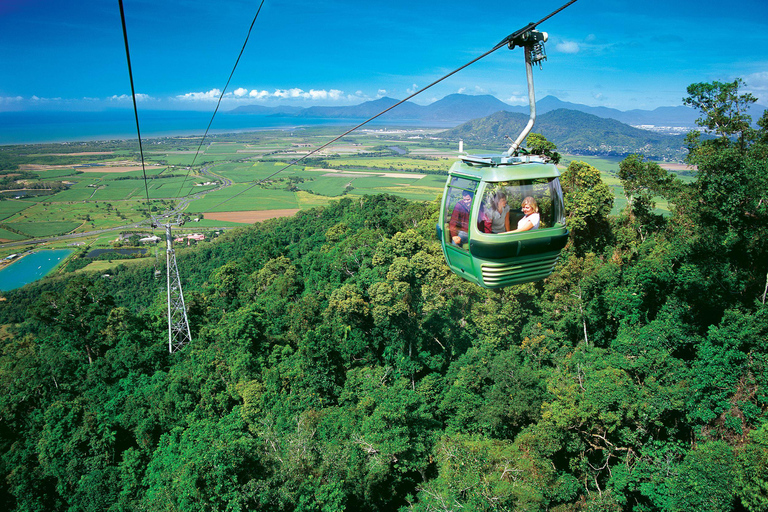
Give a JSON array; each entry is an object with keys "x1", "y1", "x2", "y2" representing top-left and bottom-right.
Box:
[{"x1": 175, "y1": 87, "x2": 350, "y2": 103}]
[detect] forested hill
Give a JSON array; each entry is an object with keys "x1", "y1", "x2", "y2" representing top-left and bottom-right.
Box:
[
  {"x1": 441, "y1": 108, "x2": 688, "y2": 159},
  {"x1": 1, "y1": 81, "x2": 767, "y2": 511}
]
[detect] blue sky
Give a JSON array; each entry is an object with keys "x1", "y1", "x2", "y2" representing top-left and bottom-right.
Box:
[{"x1": 2, "y1": 0, "x2": 767, "y2": 113}]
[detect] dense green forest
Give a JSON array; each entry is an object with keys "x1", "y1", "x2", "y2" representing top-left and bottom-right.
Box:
[{"x1": 1, "y1": 80, "x2": 767, "y2": 511}]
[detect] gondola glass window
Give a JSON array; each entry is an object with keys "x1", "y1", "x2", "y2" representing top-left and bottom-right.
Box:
[
  {"x1": 443, "y1": 177, "x2": 479, "y2": 250},
  {"x1": 477, "y1": 178, "x2": 565, "y2": 233}
]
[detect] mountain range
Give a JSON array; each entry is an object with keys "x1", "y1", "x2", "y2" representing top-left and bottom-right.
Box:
[
  {"x1": 227, "y1": 93, "x2": 768, "y2": 159},
  {"x1": 227, "y1": 93, "x2": 761, "y2": 128}
]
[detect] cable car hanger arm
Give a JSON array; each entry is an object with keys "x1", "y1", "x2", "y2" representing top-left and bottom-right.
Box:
[{"x1": 495, "y1": 0, "x2": 578, "y2": 50}]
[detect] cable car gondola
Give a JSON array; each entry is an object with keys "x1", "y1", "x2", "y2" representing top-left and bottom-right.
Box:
[{"x1": 437, "y1": 30, "x2": 569, "y2": 288}]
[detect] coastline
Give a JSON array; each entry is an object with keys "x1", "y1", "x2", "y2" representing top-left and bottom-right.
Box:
[{"x1": 0, "y1": 110, "x2": 454, "y2": 145}]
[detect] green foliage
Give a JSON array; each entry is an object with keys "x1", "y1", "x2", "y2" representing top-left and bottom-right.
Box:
[
  {"x1": 735, "y1": 423, "x2": 768, "y2": 511},
  {"x1": 527, "y1": 132, "x2": 562, "y2": 164},
  {"x1": 668, "y1": 441, "x2": 737, "y2": 512},
  {"x1": 560, "y1": 160, "x2": 614, "y2": 254}
]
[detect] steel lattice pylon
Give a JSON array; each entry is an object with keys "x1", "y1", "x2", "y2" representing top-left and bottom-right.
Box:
[{"x1": 165, "y1": 224, "x2": 192, "y2": 353}]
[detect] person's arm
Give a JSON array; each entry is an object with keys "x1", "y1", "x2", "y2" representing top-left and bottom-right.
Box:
[
  {"x1": 504, "y1": 212, "x2": 511, "y2": 232},
  {"x1": 449, "y1": 206, "x2": 460, "y2": 237},
  {"x1": 511, "y1": 218, "x2": 534, "y2": 232}
]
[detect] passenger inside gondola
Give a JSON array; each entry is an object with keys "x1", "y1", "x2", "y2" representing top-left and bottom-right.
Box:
[{"x1": 511, "y1": 196, "x2": 540, "y2": 232}]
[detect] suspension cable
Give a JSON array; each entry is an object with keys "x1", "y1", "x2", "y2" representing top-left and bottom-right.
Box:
[
  {"x1": 202, "y1": 0, "x2": 579, "y2": 214},
  {"x1": 118, "y1": 0, "x2": 154, "y2": 223},
  {"x1": 175, "y1": 0, "x2": 267, "y2": 201}
]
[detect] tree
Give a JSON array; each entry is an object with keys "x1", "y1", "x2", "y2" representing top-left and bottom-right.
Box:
[
  {"x1": 527, "y1": 132, "x2": 561, "y2": 164},
  {"x1": 560, "y1": 160, "x2": 614, "y2": 254},
  {"x1": 668, "y1": 441, "x2": 736, "y2": 512},
  {"x1": 683, "y1": 79, "x2": 768, "y2": 303},
  {"x1": 32, "y1": 275, "x2": 115, "y2": 365},
  {"x1": 684, "y1": 79, "x2": 757, "y2": 152}
]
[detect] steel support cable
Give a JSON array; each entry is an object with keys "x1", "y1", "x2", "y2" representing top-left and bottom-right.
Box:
[
  {"x1": 118, "y1": 0, "x2": 154, "y2": 224},
  {"x1": 202, "y1": 0, "x2": 578, "y2": 215},
  {"x1": 174, "y1": 0, "x2": 267, "y2": 202}
]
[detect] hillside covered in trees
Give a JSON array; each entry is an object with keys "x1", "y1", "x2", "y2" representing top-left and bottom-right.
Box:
[
  {"x1": 441, "y1": 109, "x2": 688, "y2": 160},
  {"x1": 1, "y1": 80, "x2": 767, "y2": 511}
]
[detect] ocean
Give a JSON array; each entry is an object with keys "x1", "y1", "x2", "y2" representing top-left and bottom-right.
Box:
[{"x1": 0, "y1": 110, "x2": 452, "y2": 145}]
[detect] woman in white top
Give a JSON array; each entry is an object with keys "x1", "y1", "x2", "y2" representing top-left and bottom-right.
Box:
[{"x1": 511, "y1": 196, "x2": 540, "y2": 232}]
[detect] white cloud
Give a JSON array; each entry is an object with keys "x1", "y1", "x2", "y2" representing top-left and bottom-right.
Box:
[
  {"x1": 376, "y1": 89, "x2": 387, "y2": 98},
  {"x1": 0, "y1": 95, "x2": 24, "y2": 103},
  {"x1": 240, "y1": 87, "x2": 347, "y2": 101},
  {"x1": 458, "y1": 87, "x2": 466, "y2": 94},
  {"x1": 308, "y1": 89, "x2": 342, "y2": 100},
  {"x1": 173, "y1": 86, "x2": 358, "y2": 104},
  {"x1": 176, "y1": 89, "x2": 222, "y2": 101},
  {"x1": 556, "y1": 41, "x2": 580, "y2": 54},
  {"x1": 744, "y1": 71, "x2": 768, "y2": 103},
  {"x1": 109, "y1": 93, "x2": 152, "y2": 102},
  {"x1": 249, "y1": 89, "x2": 270, "y2": 99},
  {"x1": 406, "y1": 83, "x2": 419, "y2": 95},
  {"x1": 506, "y1": 94, "x2": 528, "y2": 105}
]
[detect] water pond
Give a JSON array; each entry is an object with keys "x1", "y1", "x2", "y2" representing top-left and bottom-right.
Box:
[{"x1": 0, "y1": 249, "x2": 74, "y2": 291}]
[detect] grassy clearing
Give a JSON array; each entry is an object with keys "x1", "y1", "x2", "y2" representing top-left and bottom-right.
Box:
[
  {"x1": 331, "y1": 156, "x2": 451, "y2": 172},
  {"x1": 298, "y1": 176, "x2": 349, "y2": 197},
  {"x1": 215, "y1": 161, "x2": 294, "y2": 184},
  {"x1": 5, "y1": 221, "x2": 81, "y2": 237},
  {"x1": 77, "y1": 258, "x2": 153, "y2": 274},
  {"x1": 0, "y1": 228, "x2": 27, "y2": 241},
  {"x1": 192, "y1": 184, "x2": 300, "y2": 212},
  {"x1": 295, "y1": 191, "x2": 333, "y2": 209},
  {"x1": 0, "y1": 201, "x2": 32, "y2": 221}
]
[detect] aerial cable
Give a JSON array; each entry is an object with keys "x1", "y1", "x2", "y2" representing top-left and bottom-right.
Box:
[
  {"x1": 201, "y1": 0, "x2": 579, "y2": 215},
  {"x1": 118, "y1": 0, "x2": 154, "y2": 224},
  {"x1": 175, "y1": 0, "x2": 267, "y2": 201}
]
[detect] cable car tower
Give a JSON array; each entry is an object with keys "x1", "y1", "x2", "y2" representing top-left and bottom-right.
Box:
[{"x1": 161, "y1": 216, "x2": 192, "y2": 353}]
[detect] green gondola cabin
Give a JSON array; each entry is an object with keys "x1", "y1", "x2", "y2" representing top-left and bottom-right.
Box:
[
  {"x1": 437, "y1": 154, "x2": 568, "y2": 288},
  {"x1": 435, "y1": 28, "x2": 569, "y2": 288}
]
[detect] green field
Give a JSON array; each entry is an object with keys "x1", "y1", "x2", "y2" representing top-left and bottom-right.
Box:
[
  {"x1": 330, "y1": 156, "x2": 452, "y2": 172},
  {"x1": 0, "y1": 228, "x2": 26, "y2": 241},
  {"x1": 0, "y1": 132, "x2": 666, "y2": 249},
  {"x1": 0, "y1": 201, "x2": 31, "y2": 221},
  {"x1": 5, "y1": 221, "x2": 81, "y2": 237},
  {"x1": 192, "y1": 184, "x2": 300, "y2": 212}
]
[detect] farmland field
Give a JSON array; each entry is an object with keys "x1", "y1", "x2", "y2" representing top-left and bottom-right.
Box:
[{"x1": 1, "y1": 127, "x2": 668, "y2": 259}]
